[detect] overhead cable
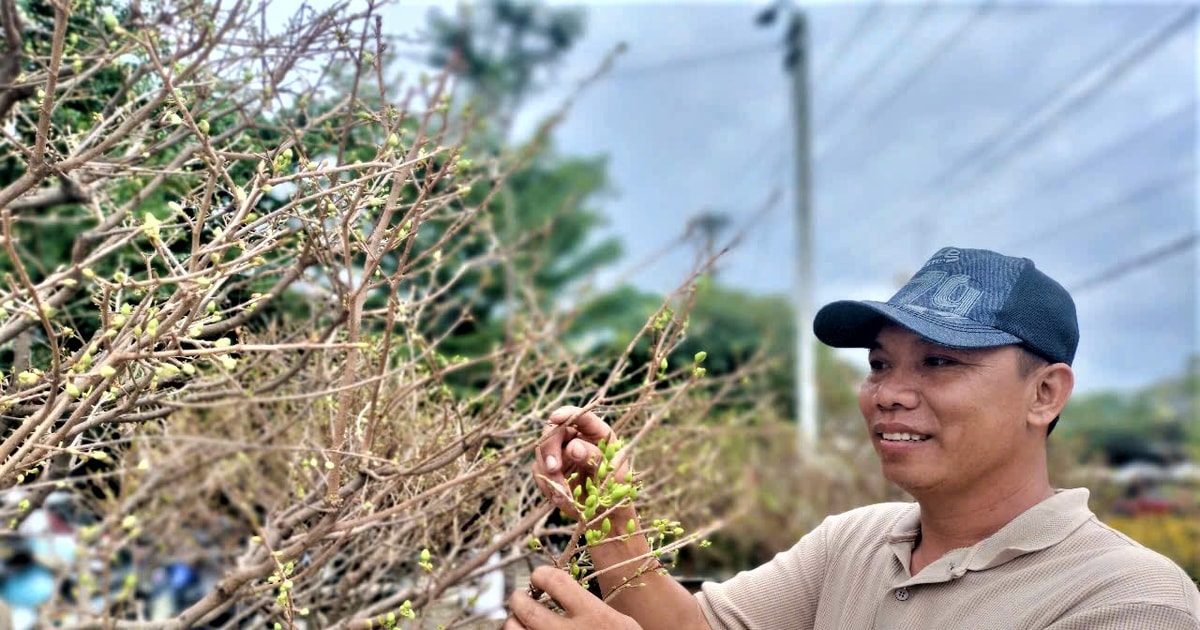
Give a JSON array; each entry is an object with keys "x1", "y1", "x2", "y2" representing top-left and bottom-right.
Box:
[
  {"x1": 1069, "y1": 233, "x2": 1197, "y2": 294},
  {"x1": 816, "y1": 1, "x2": 994, "y2": 161}
]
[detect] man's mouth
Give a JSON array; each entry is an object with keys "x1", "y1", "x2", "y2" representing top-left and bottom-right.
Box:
[{"x1": 879, "y1": 432, "x2": 931, "y2": 442}]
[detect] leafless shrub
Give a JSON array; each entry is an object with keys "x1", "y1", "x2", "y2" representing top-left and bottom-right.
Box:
[{"x1": 0, "y1": 1, "x2": 762, "y2": 627}]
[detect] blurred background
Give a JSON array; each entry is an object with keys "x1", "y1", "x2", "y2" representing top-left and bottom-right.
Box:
[
  {"x1": 376, "y1": 0, "x2": 1200, "y2": 581},
  {"x1": 2, "y1": 0, "x2": 1197, "y2": 623},
  {"x1": 372, "y1": 0, "x2": 1200, "y2": 575},
  {"x1": 395, "y1": 0, "x2": 1198, "y2": 394}
]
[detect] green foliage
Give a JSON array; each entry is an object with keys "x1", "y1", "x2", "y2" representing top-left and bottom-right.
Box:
[
  {"x1": 1060, "y1": 358, "x2": 1198, "y2": 465},
  {"x1": 427, "y1": 0, "x2": 586, "y2": 119}
]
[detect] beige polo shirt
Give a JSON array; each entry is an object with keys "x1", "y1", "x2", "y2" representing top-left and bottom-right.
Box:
[{"x1": 697, "y1": 488, "x2": 1200, "y2": 629}]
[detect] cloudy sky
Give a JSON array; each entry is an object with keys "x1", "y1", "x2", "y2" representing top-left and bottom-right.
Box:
[{"x1": 377, "y1": 0, "x2": 1197, "y2": 394}]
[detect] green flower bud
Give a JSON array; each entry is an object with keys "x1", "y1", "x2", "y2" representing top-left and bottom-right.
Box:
[
  {"x1": 98, "y1": 365, "x2": 116, "y2": 378},
  {"x1": 694, "y1": 351, "x2": 707, "y2": 364},
  {"x1": 626, "y1": 518, "x2": 637, "y2": 534}
]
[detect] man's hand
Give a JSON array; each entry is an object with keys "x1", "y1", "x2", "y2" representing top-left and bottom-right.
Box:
[
  {"x1": 534, "y1": 405, "x2": 627, "y2": 517},
  {"x1": 505, "y1": 566, "x2": 643, "y2": 630}
]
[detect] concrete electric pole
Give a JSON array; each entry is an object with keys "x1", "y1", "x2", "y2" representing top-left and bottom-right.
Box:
[{"x1": 758, "y1": 2, "x2": 817, "y2": 451}]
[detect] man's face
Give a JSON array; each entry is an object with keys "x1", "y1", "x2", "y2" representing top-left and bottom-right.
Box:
[{"x1": 858, "y1": 325, "x2": 1041, "y2": 498}]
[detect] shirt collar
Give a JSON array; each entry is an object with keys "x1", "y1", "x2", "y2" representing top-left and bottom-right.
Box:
[{"x1": 885, "y1": 488, "x2": 1094, "y2": 583}]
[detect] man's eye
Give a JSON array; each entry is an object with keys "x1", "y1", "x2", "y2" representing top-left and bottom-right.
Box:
[
  {"x1": 925, "y1": 356, "x2": 956, "y2": 367},
  {"x1": 868, "y1": 360, "x2": 886, "y2": 372}
]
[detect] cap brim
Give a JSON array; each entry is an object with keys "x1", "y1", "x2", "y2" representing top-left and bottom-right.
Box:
[{"x1": 814, "y1": 300, "x2": 1022, "y2": 350}]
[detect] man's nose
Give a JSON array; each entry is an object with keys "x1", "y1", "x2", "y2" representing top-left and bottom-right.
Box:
[{"x1": 873, "y1": 369, "x2": 920, "y2": 410}]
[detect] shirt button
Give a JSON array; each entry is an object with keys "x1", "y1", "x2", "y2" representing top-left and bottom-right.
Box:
[{"x1": 895, "y1": 587, "x2": 910, "y2": 601}]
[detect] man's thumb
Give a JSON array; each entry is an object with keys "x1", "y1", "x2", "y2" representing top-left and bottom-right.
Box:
[{"x1": 566, "y1": 439, "x2": 601, "y2": 467}]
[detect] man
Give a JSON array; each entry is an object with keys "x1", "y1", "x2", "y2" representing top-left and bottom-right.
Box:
[{"x1": 506, "y1": 247, "x2": 1200, "y2": 630}]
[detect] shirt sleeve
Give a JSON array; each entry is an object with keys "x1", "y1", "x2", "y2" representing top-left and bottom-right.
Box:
[
  {"x1": 1044, "y1": 603, "x2": 1200, "y2": 630},
  {"x1": 694, "y1": 516, "x2": 831, "y2": 630}
]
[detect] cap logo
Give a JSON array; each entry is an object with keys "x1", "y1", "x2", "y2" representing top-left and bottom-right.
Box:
[
  {"x1": 924, "y1": 247, "x2": 961, "y2": 266},
  {"x1": 892, "y1": 271, "x2": 982, "y2": 318}
]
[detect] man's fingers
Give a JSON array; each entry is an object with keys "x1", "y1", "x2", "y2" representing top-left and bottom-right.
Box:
[
  {"x1": 533, "y1": 406, "x2": 620, "y2": 513},
  {"x1": 508, "y1": 587, "x2": 566, "y2": 630},
  {"x1": 562, "y1": 438, "x2": 602, "y2": 471},
  {"x1": 502, "y1": 617, "x2": 526, "y2": 630},
  {"x1": 529, "y1": 565, "x2": 598, "y2": 617},
  {"x1": 536, "y1": 429, "x2": 563, "y2": 474},
  {"x1": 548, "y1": 406, "x2": 612, "y2": 443}
]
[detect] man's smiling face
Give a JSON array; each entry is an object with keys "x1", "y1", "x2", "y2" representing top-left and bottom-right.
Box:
[{"x1": 858, "y1": 324, "x2": 1043, "y2": 498}]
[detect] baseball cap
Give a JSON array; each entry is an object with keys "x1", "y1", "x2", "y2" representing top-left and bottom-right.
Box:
[{"x1": 813, "y1": 247, "x2": 1079, "y2": 365}]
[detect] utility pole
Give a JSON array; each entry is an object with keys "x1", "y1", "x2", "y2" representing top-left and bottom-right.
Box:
[{"x1": 758, "y1": 2, "x2": 817, "y2": 451}]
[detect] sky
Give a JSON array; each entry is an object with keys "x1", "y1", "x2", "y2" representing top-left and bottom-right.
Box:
[{"x1": 373, "y1": 0, "x2": 1198, "y2": 395}]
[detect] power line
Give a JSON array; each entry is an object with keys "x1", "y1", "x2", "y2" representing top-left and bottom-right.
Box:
[
  {"x1": 1000, "y1": 168, "x2": 1192, "y2": 253},
  {"x1": 825, "y1": 6, "x2": 1196, "y2": 262},
  {"x1": 605, "y1": 119, "x2": 788, "y2": 287},
  {"x1": 816, "y1": 1, "x2": 994, "y2": 162},
  {"x1": 943, "y1": 99, "x2": 1194, "y2": 234},
  {"x1": 1069, "y1": 232, "x2": 1197, "y2": 294},
  {"x1": 1010, "y1": 100, "x2": 1193, "y2": 200},
  {"x1": 928, "y1": 6, "x2": 1196, "y2": 192},
  {"x1": 811, "y1": 2, "x2": 883, "y2": 81},
  {"x1": 598, "y1": 42, "x2": 780, "y2": 82},
  {"x1": 814, "y1": 2, "x2": 937, "y2": 137}
]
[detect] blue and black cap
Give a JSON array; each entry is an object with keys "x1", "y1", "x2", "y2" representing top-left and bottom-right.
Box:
[{"x1": 813, "y1": 247, "x2": 1079, "y2": 365}]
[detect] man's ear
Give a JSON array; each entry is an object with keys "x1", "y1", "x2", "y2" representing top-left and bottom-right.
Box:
[{"x1": 1029, "y1": 363, "x2": 1074, "y2": 431}]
